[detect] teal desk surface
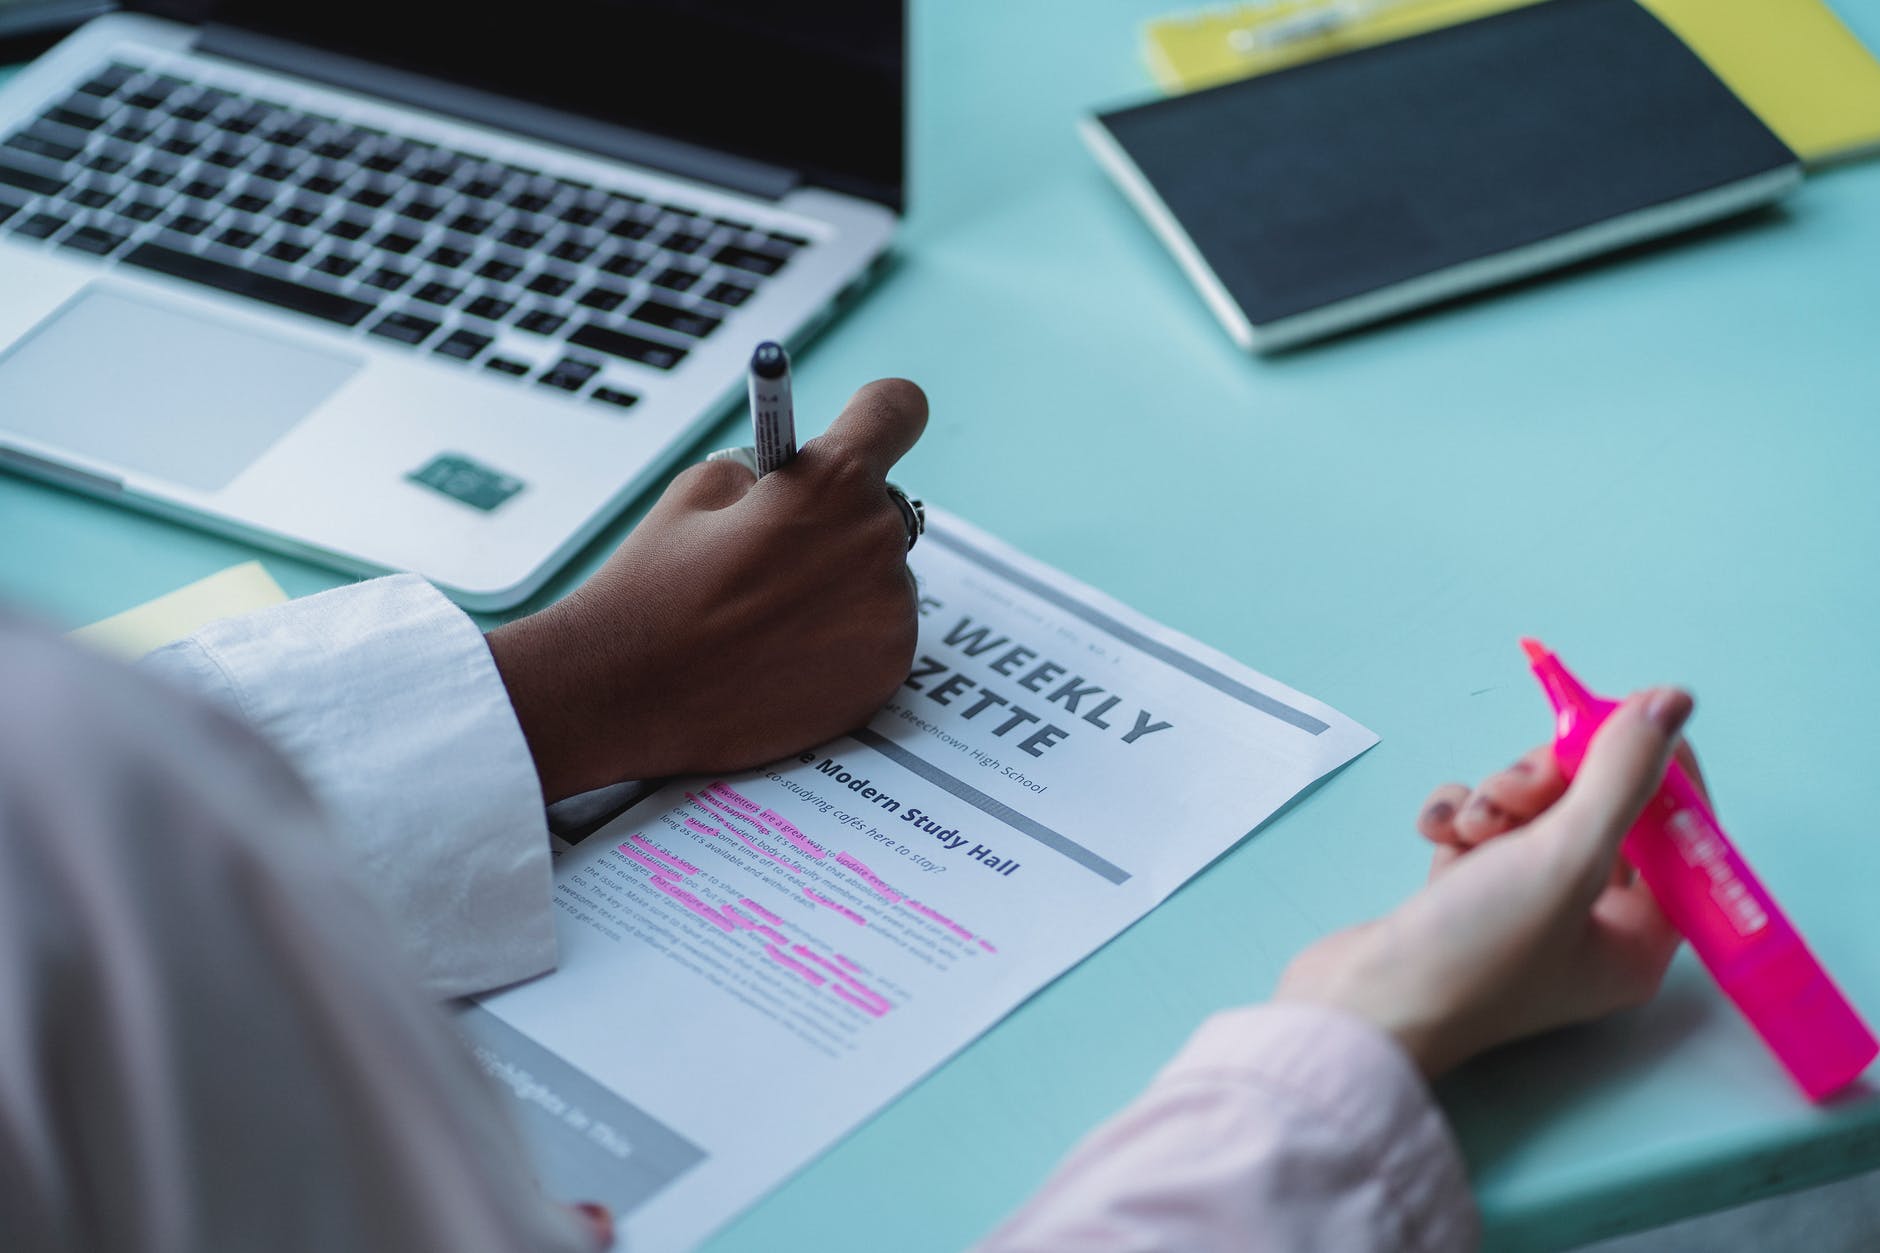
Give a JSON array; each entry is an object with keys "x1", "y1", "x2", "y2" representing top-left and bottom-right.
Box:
[{"x1": 6, "y1": 4, "x2": 1880, "y2": 1248}]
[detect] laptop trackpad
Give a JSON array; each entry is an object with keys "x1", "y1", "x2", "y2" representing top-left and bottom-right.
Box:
[{"x1": 0, "y1": 287, "x2": 362, "y2": 492}]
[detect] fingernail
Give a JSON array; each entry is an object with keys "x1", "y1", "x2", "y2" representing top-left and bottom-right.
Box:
[
  {"x1": 575, "y1": 1202, "x2": 615, "y2": 1249},
  {"x1": 1425, "y1": 800, "x2": 1455, "y2": 824},
  {"x1": 1645, "y1": 688, "x2": 1693, "y2": 734}
]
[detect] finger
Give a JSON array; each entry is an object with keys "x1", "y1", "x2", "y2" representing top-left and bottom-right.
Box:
[
  {"x1": 571, "y1": 1201, "x2": 615, "y2": 1250},
  {"x1": 1453, "y1": 791, "x2": 1521, "y2": 846},
  {"x1": 663, "y1": 457, "x2": 757, "y2": 512},
  {"x1": 1475, "y1": 746, "x2": 1568, "y2": 823},
  {"x1": 1581, "y1": 879, "x2": 1682, "y2": 1013},
  {"x1": 1416, "y1": 783, "x2": 1472, "y2": 845},
  {"x1": 1552, "y1": 688, "x2": 1694, "y2": 893},
  {"x1": 1675, "y1": 739, "x2": 1711, "y2": 809},
  {"x1": 802, "y1": 378, "x2": 929, "y2": 484},
  {"x1": 1428, "y1": 841, "x2": 1467, "y2": 882}
]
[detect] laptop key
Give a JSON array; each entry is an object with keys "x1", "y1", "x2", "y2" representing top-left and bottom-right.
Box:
[
  {"x1": 485, "y1": 356, "x2": 530, "y2": 376},
  {"x1": 663, "y1": 232, "x2": 707, "y2": 255},
  {"x1": 123, "y1": 242, "x2": 376, "y2": 326},
  {"x1": 631, "y1": 299, "x2": 719, "y2": 339},
  {"x1": 704, "y1": 281, "x2": 754, "y2": 307},
  {"x1": 132, "y1": 166, "x2": 175, "y2": 188},
  {"x1": 576, "y1": 285, "x2": 626, "y2": 313},
  {"x1": 413, "y1": 281, "x2": 463, "y2": 306},
  {"x1": 369, "y1": 311, "x2": 441, "y2": 345},
  {"x1": 463, "y1": 295, "x2": 514, "y2": 321},
  {"x1": 401, "y1": 196, "x2": 444, "y2": 224},
  {"x1": 433, "y1": 328, "x2": 493, "y2": 360},
  {"x1": 12, "y1": 212, "x2": 65, "y2": 239},
  {"x1": 568, "y1": 322, "x2": 688, "y2": 371},
  {"x1": 214, "y1": 225, "x2": 262, "y2": 250},
  {"x1": 329, "y1": 218, "x2": 372, "y2": 241},
  {"x1": 44, "y1": 106, "x2": 105, "y2": 133},
  {"x1": 591, "y1": 387, "x2": 640, "y2": 410},
  {"x1": 58, "y1": 224, "x2": 128, "y2": 255},
  {"x1": 650, "y1": 267, "x2": 698, "y2": 293},
  {"x1": 231, "y1": 192, "x2": 272, "y2": 214},
  {"x1": 516, "y1": 309, "x2": 566, "y2": 336},
  {"x1": 69, "y1": 186, "x2": 116, "y2": 209},
  {"x1": 526, "y1": 271, "x2": 573, "y2": 297},
  {"x1": 77, "y1": 64, "x2": 137, "y2": 97},
  {"x1": 500, "y1": 225, "x2": 543, "y2": 249},
  {"x1": 378, "y1": 231, "x2": 422, "y2": 255},
  {"x1": 281, "y1": 203, "x2": 322, "y2": 227},
  {"x1": 712, "y1": 244, "x2": 786, "y2": 276},
  {"x1": 447, "y1": 211, "x2": 493, "y2": 236},
  {"x1": 314, "y1": 252, "x2": 361, "y2": 278},
  {"x1": 267, "y1": 239, "x2": 311, "y2": 263},
  {"x1": 536, "y1": 356, "x2": 601, "y2": 391},
  {"x1": 599, "y1": 251, "x2": 644, "y2": 279},
  {"x1": 364, "y1": 265, "x2": 412, "y2": 292},
  {"x1": 5, "y1": 130, "x2": 81, "y2": 164},
  {"x1": 427, "y1": 244, "x2": 471, "y2": 268},
  {"x1": 0, "y1": 201, "x2": 16, "y2": 228},
  {"x1": 550, "y1": 239, "x2": 595, "y2": 264},
  {"x1": 123, "y1": 199, "x2": 165, "y2": 222},
  {"x1": 0, "y1": 161, "x2": 63, "y2": 197},
  {"x1": 166, "y1": 212, "x2": 212, "y2": 236},
  {"x1": 477, "y1": 257, "x2": 522, "y2": 282}
]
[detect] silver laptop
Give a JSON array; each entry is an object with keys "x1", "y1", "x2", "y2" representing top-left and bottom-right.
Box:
[{"x1": 0, "y1": 2, "x2": 903, "y2": 609}]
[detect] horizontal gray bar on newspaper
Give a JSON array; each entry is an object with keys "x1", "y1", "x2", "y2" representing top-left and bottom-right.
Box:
[{"x1": 851, "y1": 728, "x2": 1131, "y2": 885}]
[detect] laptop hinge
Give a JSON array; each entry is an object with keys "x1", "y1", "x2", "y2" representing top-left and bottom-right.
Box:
[{"x1": 194, "y1": 25, "x2": 802, "y2": 201}]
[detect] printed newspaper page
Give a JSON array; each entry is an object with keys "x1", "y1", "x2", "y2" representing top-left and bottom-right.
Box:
[{"x1": 460, "y1": 508, "x2": 1378, "y2": 1251}]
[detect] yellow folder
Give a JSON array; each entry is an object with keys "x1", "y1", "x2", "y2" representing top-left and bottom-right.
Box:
[{"x1": 1143, "y1": 0, "x2": 1880, "y2": 166}]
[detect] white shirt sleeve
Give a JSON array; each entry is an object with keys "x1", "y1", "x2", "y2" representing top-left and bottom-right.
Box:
[{"x1": 139, "y1": 574, "x2": 556, "y2": 1001}]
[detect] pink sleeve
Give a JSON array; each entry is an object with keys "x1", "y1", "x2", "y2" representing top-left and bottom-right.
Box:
[{"x1": 975, "y1": 1003, "x2": 1478, "y2": 1253}]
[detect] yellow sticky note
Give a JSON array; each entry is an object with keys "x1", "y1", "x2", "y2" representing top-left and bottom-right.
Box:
[
  {"x1": 1143, "y1": 0, "x2": 1880, "y2": 165},
  {"x1": 71, "y1": 562, "x2": 289, "y2": 659},
  {"x1": 1639, "y1": 0, "x2": 1880, "y2": 165}
]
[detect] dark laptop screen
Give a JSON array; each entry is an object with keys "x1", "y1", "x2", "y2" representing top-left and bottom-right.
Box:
[{"x1": 137, "y1": 1, "x2": 904, "y2": 209}]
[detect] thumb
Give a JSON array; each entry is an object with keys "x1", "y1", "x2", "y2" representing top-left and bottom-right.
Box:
[{"x1": 1550, "y1": 688, "x2": 1694, "y2": 896}]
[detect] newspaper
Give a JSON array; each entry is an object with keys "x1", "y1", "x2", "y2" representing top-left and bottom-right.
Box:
[{"x1": 460, "y1": 507, "x2": 1376, "y2": 1250}]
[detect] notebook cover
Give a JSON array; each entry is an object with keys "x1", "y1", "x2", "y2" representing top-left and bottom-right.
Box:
[
  {"x1": 1141, "y1": 0, "x2": 1880, "y2": 167},
  {"x1": 1089, "y1": 0, "x2": 1801, "y2": 351}
]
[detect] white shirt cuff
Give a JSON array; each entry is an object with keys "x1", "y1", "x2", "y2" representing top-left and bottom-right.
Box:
[{"x1": 141, "y1": 574, "x2": 556, "y2": 1000}]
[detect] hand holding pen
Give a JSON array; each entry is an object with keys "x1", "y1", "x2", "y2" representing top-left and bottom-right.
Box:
[
  {"x1": 712, "y1": 341, "x2": 925, "y2": 549},
  {"x1": 488, "y1": 375, "x2": 931, "y2": 799}
]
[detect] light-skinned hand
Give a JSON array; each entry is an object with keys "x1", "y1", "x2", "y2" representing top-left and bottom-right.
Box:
[
  {"x1": 487, "y1": 378, "x2": 928, "y2": 802},
  {"x1": 1277, "y1": 687, "x2": 1703, "y2": 1078}
]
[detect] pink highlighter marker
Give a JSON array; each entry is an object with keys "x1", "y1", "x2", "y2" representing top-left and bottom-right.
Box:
[{"x1": 1522, "y1": 639, "x2": 1877, "y2": 1100}]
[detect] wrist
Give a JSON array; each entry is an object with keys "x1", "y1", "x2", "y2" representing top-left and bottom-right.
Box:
[
  {"x1": 1274, "y1": 922, "x2": 1466, "y2": 1079},
  {"x1": 485, "y1": 596, "x2": 636, "y2": 803}
]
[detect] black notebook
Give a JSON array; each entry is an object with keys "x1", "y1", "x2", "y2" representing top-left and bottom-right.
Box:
[{"x1": 1083, "y1": 0, "x2": 1801, "y2": 352}]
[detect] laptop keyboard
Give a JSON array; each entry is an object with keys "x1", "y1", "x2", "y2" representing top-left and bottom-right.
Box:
[{"x1": 0, "y1": 59, "x2": 812, "y2": 412}]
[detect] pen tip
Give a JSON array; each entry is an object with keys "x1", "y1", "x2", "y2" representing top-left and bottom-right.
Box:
[
  {"x1": 751, "y1": 341, "x2": 789, "y2": 378},
  {"x1": 1520, "y1": 637, "x2": 1550, "y2": 663}
]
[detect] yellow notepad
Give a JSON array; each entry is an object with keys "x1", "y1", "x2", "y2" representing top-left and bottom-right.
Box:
[
  {"x1": 71, "y1": 561, "x2": 289, "y2": 659},
  {"x1": 1143, "y1": 0, "x2": 1880, "y2": 165}
]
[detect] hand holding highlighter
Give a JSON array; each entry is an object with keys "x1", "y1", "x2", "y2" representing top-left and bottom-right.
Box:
[{"x1": 1523, "y1": 639, "x2": 1877, "y2": 1100}]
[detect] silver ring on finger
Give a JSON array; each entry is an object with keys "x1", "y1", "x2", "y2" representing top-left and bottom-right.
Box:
[
  {"x1": 704, "y1": 445, "x2": 761, "y2": 475},
  {"x1": 885, "y1": 482, "x2": 925, "y2": 553}
]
